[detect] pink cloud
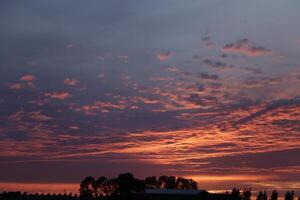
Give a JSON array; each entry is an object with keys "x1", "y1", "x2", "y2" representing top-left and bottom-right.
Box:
[
  {"x1": 45, "y1": 91, "x2": 71, "y2": 100},
  {"x1": 8, "y1": 74, "x2": 37, "y2": 90},
  {"x1": 66, "y1": 43, "x2": 76, "y2": 49},
  {"x1": 222, "y1": 39, "x2": 270, "y2": 57},
  {"x1": 64, "y1": 78, "x2": 80, "y2": 86},
  {"x1": 20, "y1": 74, "x2": 36, "y2": 81},
  {"x1": 156, "y1": 51, "x2": 171, "y2": 61},
  {"x1": 68, "y1": 126, "x2": 80, "y2": 130},
  {"x1": 9, "y1": 83, "x2": 24, "y2": 90},
  {"x1": 29, "y1": 111, "x2": 53, "y2": 121},
  {"x1": 9, "y1": 82, "x2": 36, "y2": 90}
]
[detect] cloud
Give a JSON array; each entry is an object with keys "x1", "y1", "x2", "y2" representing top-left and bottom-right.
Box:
[
  {"x1": 199, "y1": 73, "x2": 219, "y2": 80},
  {"x1": 242, "y1": 77, "x2": 281, "y2": 88},
  {"x1": 234, "y1": 98, "x2": 300, "y2": 126},
  {"x1": 64, "y1": 78, "x2": 80, "y2": 86},
  {"x1": 222, "y1": 38, "x2": 270, "y2": 57},
  {"x1": 8, "y1": 74, "x2": 37, "y2": 90},
  {"x1": 157, "y1": 51, "x2": 171, "y2": 61},
  {"x1": 68, "y1": 126, "x2": 80, "y2": 130},
  {"x1": 66, "y1": 43, "x2": 76, "y2": 49},
  {"x1": 9, "y1": 83, "x2": 24, "y2": 90},
  {"x1": 20, "y1": 74, "x2": 36, "y2": 82},
  {"x1": 45, "y1": 91, "x2": 71, "y2": 100},
  {"x1": 202, "y1": 59, "x2": 232, "y2": 69},
  {"x1": 28, "y1": 111, "x2": 54, "y2": 121},
  {"x1": 8, "y1": 82, "x2": 35, "y2": 90}
]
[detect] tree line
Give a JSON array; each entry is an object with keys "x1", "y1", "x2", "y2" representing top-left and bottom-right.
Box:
[
  {"x1": 1, "y1": 188, "x2": 300, "y2": 200},
  {"x1": 228, "y1": 188, "x2": 299, "y2": 200},
  {"x1": 79, "y1": 173, "x2": 198, "y2": 198}
]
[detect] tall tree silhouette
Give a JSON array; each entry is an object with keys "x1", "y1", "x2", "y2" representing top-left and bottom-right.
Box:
[
  {"x1": 231, "y1": 188, "x2": 242, "y2": 200},
  {"x1": 188, "y1": 179, "x2": 198, "y2": 190},
  {"x1": 257, "y1": 191, "x2": 268, "y2": 200},
  {"x1": 145, "y1": 176, "x2": 159, "y2": 189},
  {"x1": 165, "y1": 176, "x2": 176, "y2": 189},
  {"x1": 263, "y1": 191, "x2": 268, "y2": 200},
  {"x1": 93, "y1": 176, "x2": 108, "y2": 197},
  {"x1": 175, "y1": 177, "x2": 198, "y2": 189},
  {"x1": 158, "y1": 176, "x2": 169, "y2": 189},
  {"x1": 118, "y1": 172, "x2": 141, "y2": 196},
  {"x1": 285, "y1": 191, "x2": 295, "y2": 200},
  {"x1": 176, "y1": 177, "x2": 190, "y2": 189},
  {"x1": 105, "y1": 178, "x2": 118, "y2": 196},
  {"x1": 271, "y1": 190, "x2": 278, "y2": 200},
  {"x1": 79, "y1": 176, "x2": 95, "y2": 199},
  {"x1": 242, "y1": 188, "x2": 251, "y2": 200}
]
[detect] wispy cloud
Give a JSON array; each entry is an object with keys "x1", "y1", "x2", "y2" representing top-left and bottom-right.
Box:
[
  {"x1": 45, "y1": 91, "x2": 71, "y2": 100},
  {"x1": 20, "y1": 74, "x2": 36, "y2": 82},
  {"x1": 64, "y1": 78, "x2": 80, "y2": 86},
  {"x1": 222, "y1": 39, "x2": 270, "y2": 57}
]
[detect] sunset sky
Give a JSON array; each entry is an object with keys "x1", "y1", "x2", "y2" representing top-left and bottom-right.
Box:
[{"x1": 0, "y1": 0, "x2": 300, "y2": 195}]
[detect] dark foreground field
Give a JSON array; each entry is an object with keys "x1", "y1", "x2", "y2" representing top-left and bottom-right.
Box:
[{"x1": 0, "y1": 191, "x2": 230, "y2": 200}]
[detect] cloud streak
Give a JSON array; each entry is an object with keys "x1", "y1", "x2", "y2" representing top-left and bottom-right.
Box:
[{"x1": 222, "y1": 39, "x2": 270, "y2": 57}]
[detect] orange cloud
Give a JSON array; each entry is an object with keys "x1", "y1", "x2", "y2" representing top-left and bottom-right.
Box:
[
  {"x1": 45, "y1": 91, "x2": 71, "y2": 100},
  {"x1": 9, "y1": 83, "x2": 24, "y2": 90},
  {"x1": 157, "y1": 51, "x2": 171, "y2": 61},
  {"x1": 20, "y1": 74, "x2": 36, "y2": 81},
  {"x1": 8, "y1": 74, "x2": 37, "y2": 90},
  {"x1": 64, "y1": 78, "x2": 80, "y2": 86},
  {"x1": 190, "y1": 174, "x2": 272, "y2": 182},
  {"x1": 9, "y1": 82, "x2": 36, "y2": 90}
]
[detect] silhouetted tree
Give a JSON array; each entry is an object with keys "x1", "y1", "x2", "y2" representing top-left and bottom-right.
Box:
[
  {"x1": 158, "y1": 176, "x2": 169, "y2": 189},
  {"x1": 79, "y1": 176, "x2": 95, "y2": 199},
  {"x1": 242, "y1": 188, "x2": 251, "y2": 200},
  {"x1": 118, "y1": 173, "x2": 136, "y2": 196},
  {"x1": 231, "y1": 188, "x2": 242, "y2": 200},
  {"x1": 263, "y1": 191, "x2": 268, "y2": 200},
  {"x1": 104, "y1": 178, "x2": 118, "y2": 196},
  {"x1": 271, "y1": 190, "x2": 278, "y2": 200},
  {"x1": 188, "y1": 179, "x2": 198, "y2": 190},
  {"x1": 133, "y1": 179, "x2": 146, "y2": 193},
  {"x1": 165, "y1": 176, "x2": 176, "y2": 189},
  {"x1": 175, "y1": 177, "x2": 198, "y2": 190},
  {"x1": 257, "y1": 191, "x2": 268, "y2": 200},
  {"x1": 285, "y1": 191, "x2": 295, "y2": 200},
  {"x1": 145, "y1": 176, "x2": 159, "y2": 189},
  {"x1": 93, "y1": 176, "x2": 108, "y2": 197},
  {"x1": 176, "y1": 177, "x2": 189, "y2": 189}
]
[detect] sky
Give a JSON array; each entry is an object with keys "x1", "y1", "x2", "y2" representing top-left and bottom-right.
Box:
[{"x1": 0, "y1": 0, "x2": 300, "y2": 196}]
